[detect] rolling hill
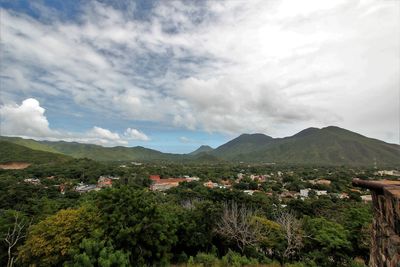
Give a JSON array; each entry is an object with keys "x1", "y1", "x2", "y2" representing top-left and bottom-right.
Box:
[
  {"x1": 0, "y1": 141, "x2": 71, "y2": 164},
  {"x1": 1, "y1": 126, "x2": 399, "y2": 165}
]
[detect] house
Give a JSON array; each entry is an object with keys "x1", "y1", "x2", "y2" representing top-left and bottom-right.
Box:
[
  {"x1": 150, "y1": 178, "x2": 188, "y2": 191},
  {"x1": 74, "y1": 182, "x2": 98, "y2": 193},
  {"x1": 59, "y1": 184, "x2": 66, "y2": 195},
  {"x1": 149, "y1": 175, "x2": 192, "y2": 191},
  {"x1": 243, "y1": 190, "x2": 255, "y2": 195},
  {"x1": 150, "y1": 175, "x2": 161, "y2": 182},
  {"x1": 280, "y1": 191, "x2": 297, "y2": 198},
  {"x1": 315, "y1": 190, "x2": 328, "y2": 196},
  {"x1": 300, "y1": 189, "x2": 310, "y2": 198},
  {"x1": 24, "y1": 178, "x2": 40, "y2": 185},
  {"x1": 220, "y1": 179, "x2": 232, "y2": 188},
  {"x1": 185, "y1": 176, "x2": 200, "y2": 182},
  {"x1": 250, "y1": 175, "x2": 267, "y2": 183},
  {"x1": 361, "y1": 195, "x2": 373, "y2": 203},
  {"x1": 203, "y1": 180, "x2": 218, "y2": 188},
  {"x1": 316, "y1": 179, "x2": 331, "y2": 186},
  {"x1": 98, "y1": 177, "x2": 113, "y2": 188},
  {"x1": 375, "y1": 170, "x2": 400, "y2": 176}
]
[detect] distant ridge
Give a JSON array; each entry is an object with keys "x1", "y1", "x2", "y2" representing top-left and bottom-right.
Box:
[{"x1": 1, "y1": 126, "x2": 399, "y2": 166}]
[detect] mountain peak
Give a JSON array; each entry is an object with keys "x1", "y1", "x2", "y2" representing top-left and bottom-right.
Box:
[
  {"x1": 293, "y1": 127, "x2": 320, "y2": 137},
  {"x1": 189, "y1": 145, "x2": 214, "y2": 155}
]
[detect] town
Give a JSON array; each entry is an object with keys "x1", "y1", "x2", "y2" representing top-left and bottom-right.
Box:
[{"x1": 19, "y1": 162, "x2": 400, "y2": 206}]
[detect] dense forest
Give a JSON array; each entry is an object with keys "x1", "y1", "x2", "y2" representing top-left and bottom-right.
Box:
[{"x1": 0, "y1": 158, "x2": 383, "y2": 267}]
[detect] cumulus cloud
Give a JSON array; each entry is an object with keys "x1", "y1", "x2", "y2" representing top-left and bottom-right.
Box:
[
  {"x1": 124, "y1": 128, "x2": 150, "y2": 141},
  {"x1": 1, "y1": 0, "x2": 399, "y2": 142},
  {"x1": 0, "y1": 98, "x2": 56, "y2": 138},
  {"x1": 0, "y1": 98, "x2": 148, "y2": 146}
]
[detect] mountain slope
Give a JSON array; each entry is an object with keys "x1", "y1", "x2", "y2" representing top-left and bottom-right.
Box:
[
  {"x1": 212, "y1": 133, "x2": 274, "y2": 159},
  {"x1": 189, "y1": 145, "x2": 214, "y2": 155},
  {"x1": 0, "y1": 141, "x2": 70, "y2": 164},
  {"x1": 218, "y1": 126, "x2": 400, "y2": 165},
  {"x1": 0, "y1": 136, "x2": 61, "y2": 154},
  {"x1": 39, "y1": 141, "x2": 185, "y2": 162}
]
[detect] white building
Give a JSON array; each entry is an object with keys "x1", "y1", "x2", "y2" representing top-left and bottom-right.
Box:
[{"x1": 300, "y1": 189, "x2": 310, "y2": 198}]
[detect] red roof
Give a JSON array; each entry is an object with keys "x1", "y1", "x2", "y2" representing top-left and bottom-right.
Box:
[
  {"x1": 154, "y1": 178, "x2": 187, "y2": 184},
  {"x1": 149, "y1": 175, "x2": 161, "y2": 181}
]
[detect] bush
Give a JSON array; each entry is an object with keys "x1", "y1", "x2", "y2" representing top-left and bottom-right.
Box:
[
  {"x1": 193, "y1": 252, "x2": 219, "y2": 267},
  {"x1": 221, "y1": 249, "x2": 258, "y2": 267},
  {"x1": 285, "y1": 263, "x2": 307, "y2": 267}
]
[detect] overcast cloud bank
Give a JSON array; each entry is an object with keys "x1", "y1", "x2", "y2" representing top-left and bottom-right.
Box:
[{"x1": 0, "y1": 0, "x2": 399, "y2": 148}]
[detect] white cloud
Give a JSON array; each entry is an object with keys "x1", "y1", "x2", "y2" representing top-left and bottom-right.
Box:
[
  {"x1": 124, "y1": 128, "x2": 150, "y2": 141},
  {"x1": 1, "y1": 0, "x2": 399, "y2": 142},
  {"x1": 0, "y1": 98, "x2": 55, "y2": 138},
  {"x1": 88, "y1": 126, "x2": 123, "y2": 142},
  {"x1": 0, "y1": 98, "x2": 148, "y2": 146}
]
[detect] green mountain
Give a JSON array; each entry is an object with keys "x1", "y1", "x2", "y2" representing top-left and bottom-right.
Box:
[
  {"x1": 39, "y1": 141, "x2": 185, "y2": 162},
  {"x1": 0, "y1": 141, "x2": 70, "y2": 164},
  {"x1": 212, "y1": 133, "x2": 274, "y2": 159},
  {"x1": 1, "y1": 126, "x2": 399, "y2": 165},
  {"x1": 189, "y1": 145, "x2": 214, "y2": 155},
  {"x1": 0, "y1": 136, "x2": 61, "y2": 154},
  {"x1": 211, "y1": 126, "x2": 400, "y2": 166}
]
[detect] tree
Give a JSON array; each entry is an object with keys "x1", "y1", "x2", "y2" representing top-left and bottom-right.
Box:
[
  {"x1": 276, "y1": 211, "x2": 304, "y2": 262},
  {"x1": 65, "y1": 237, "x2": 130, "y2": 267},
  {"x1": 18, "y1": 206, "x2": 99, "y2": 266},
  {"x1": 252, "y1": 216, "x2": 285, "y2": 259},
  {"x1": 303, "y1": 217, "x2": 352, "y2": 266},
  {"x1": 215, "y1": 202, "x2": 262, "y2": 253},
  {"x1": 4, "y1": 212, "x2": 30, "y2": 267},
  {"x1": 96, "y1": 187, "x2": 179, "y2": 265}
]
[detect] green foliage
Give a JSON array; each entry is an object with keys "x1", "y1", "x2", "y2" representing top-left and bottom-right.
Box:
[
  {"x1": 252, "y1": 216, "x2": 285, "y2": 255},
  {"x1": 220, "y1": 249, "x2": 258, "y2": 266},
  {"x1": 303, "y1": 217, "x2": 352, "y2": 266},
  {"x1": 96, "y1": 187, "x2": 179, "y2": 265},
  {"x1": 65, "y1": 238, "x2": 129, "y2": 267},
  {"x1": 18, "y1": 206, "x2": 99, "y2": 266},
  {"x1": 192, "y1": 252, "x2": 219, "y2": 266}
]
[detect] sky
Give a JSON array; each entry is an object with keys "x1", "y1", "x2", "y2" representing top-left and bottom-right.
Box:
[{"x1": 0, "y1": 0, "x2": 399, "y2": 153}]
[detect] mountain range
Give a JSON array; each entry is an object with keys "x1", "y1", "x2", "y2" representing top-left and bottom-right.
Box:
[{"x1": 1, "y1": 126, "x2": 399, "y2": 166}]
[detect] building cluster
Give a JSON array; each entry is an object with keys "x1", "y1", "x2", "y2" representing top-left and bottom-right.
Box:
[
  {"x1": 74, "y1": 176, "x2": 120, "y2": 193},
  {"x1": 149, "y1": 175, "x2": 200, "y2": 191},
  {"x1": 374, "y1": 170, "x2": 400, "y2": 177}
]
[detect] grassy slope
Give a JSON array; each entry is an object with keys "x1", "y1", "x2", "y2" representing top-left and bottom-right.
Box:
[
  {"x1": 0, "y1": 141, "x2": 70, "y2": 164},
  {"x1": 0, "y1": 136, "x2": 61, "y2": 153}
]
